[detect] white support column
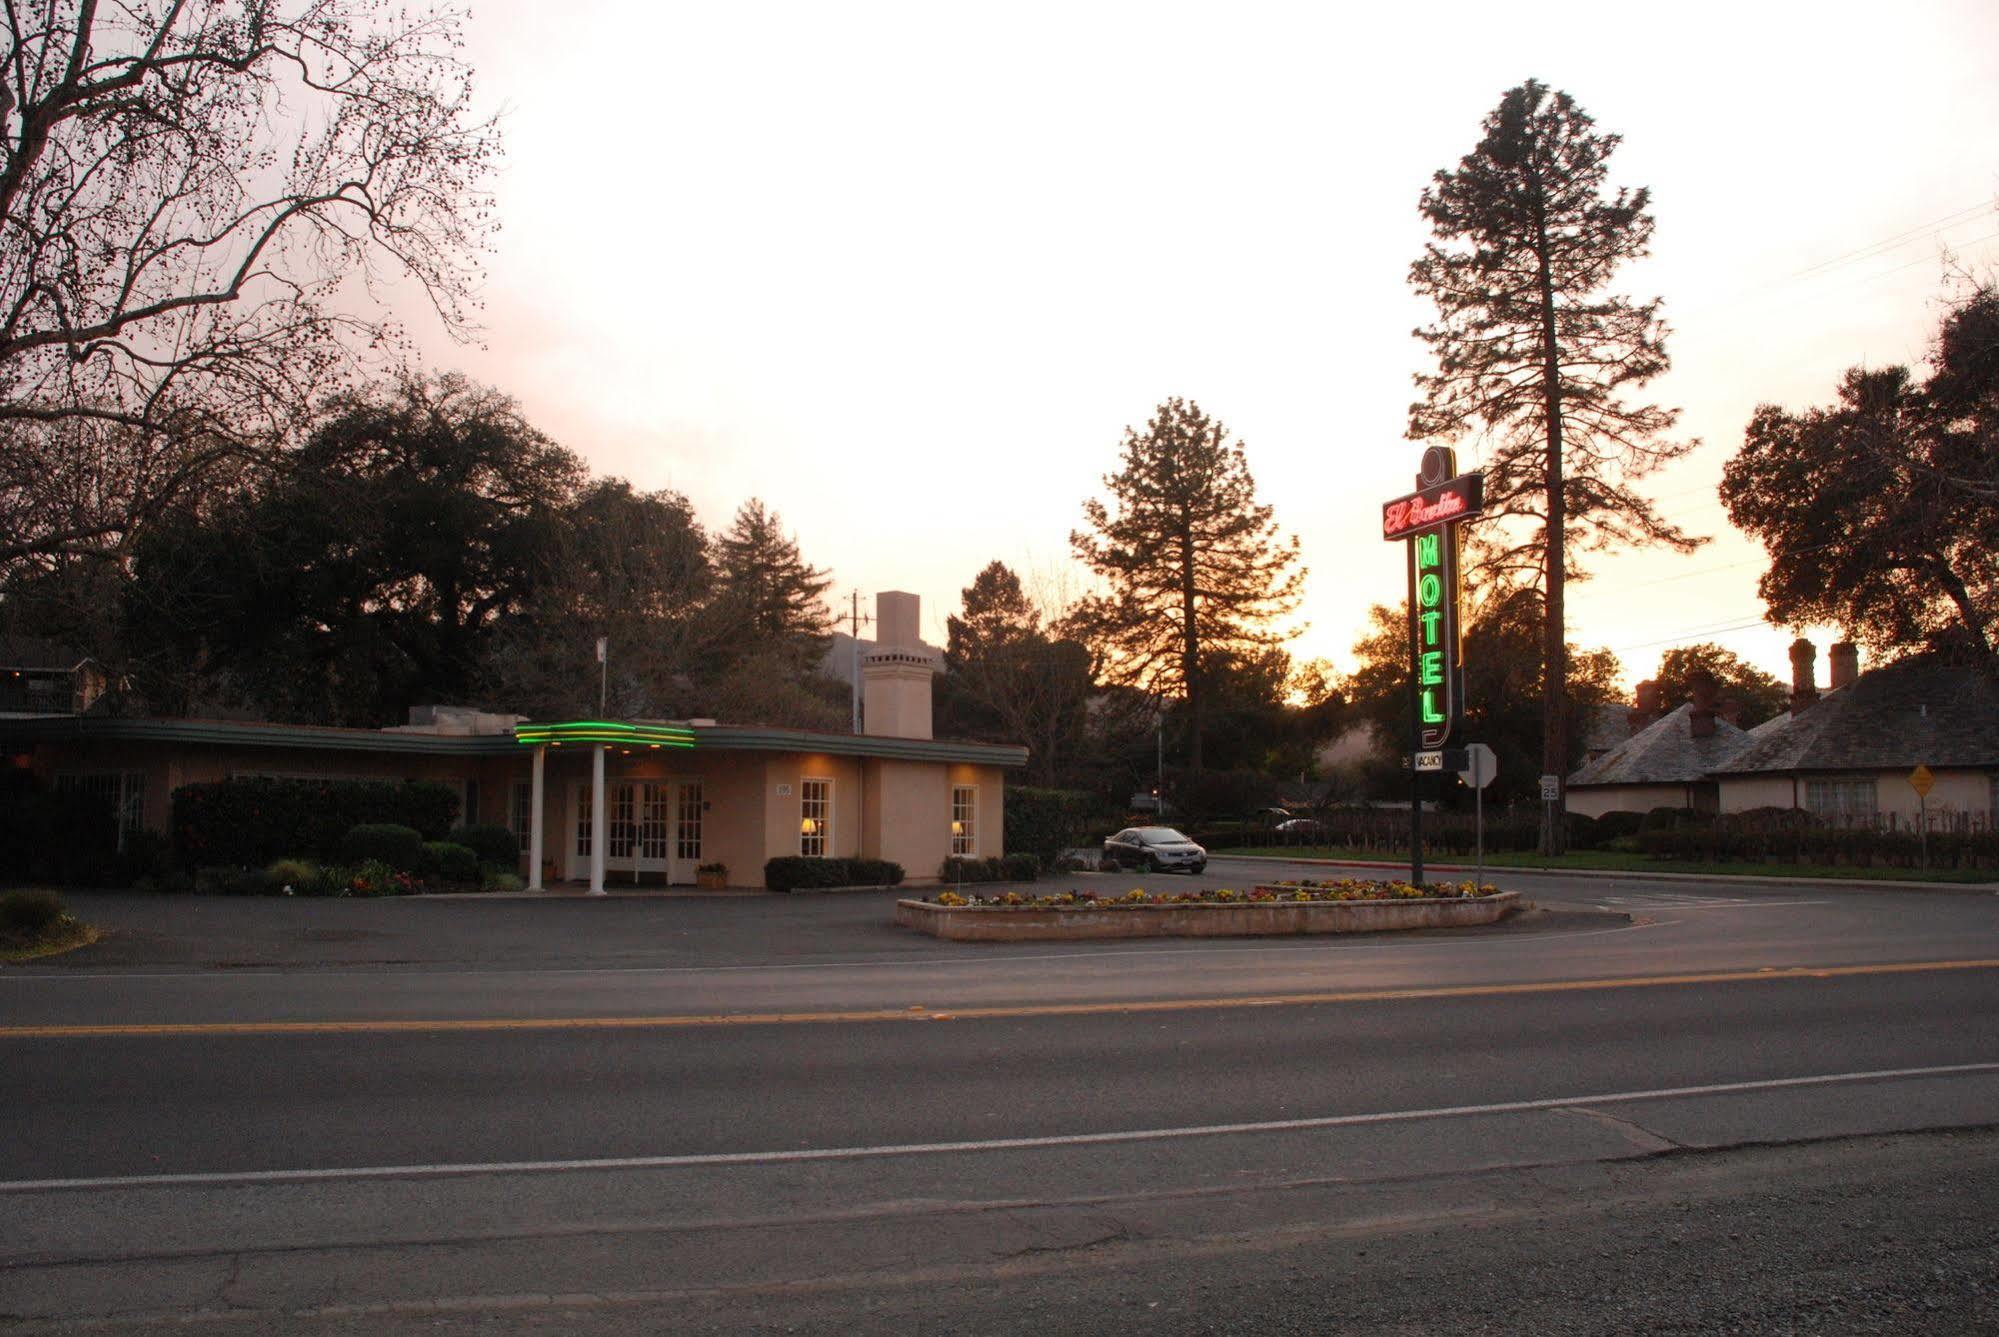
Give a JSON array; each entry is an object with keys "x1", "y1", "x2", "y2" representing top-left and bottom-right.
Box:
[
  {"x1": 526, "y1": 746, "x2": 546, "y2": 891},
  {"x1": 588, "y1": 744, "x2": 607, "y2": 896}
]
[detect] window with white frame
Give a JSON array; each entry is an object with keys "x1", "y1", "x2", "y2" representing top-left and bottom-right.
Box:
[
  {"x1": 951, "y1": 785, "x2": 977, "y2": 856},
  {"x1": 575, "y1": 785, "x2": 593, "y2": 857},
  {"x1": 1806, "y1": 778, "x2": 1877, "y2": 824},
  {"x1": 57, "y1": 771, "x2": 144, "y2": 851},
  {"x1": 609, "y1": 783, "x2": 636, "y2": 860},
  {"x1": 677, "y1": 782, "x2": 703, "y2": 861},
  {"x1": 509, "y1": 781, "x2": 532, "y2": 854},
  {"x1": 800, "y1": 778, "x2": 830, "y2": 857}
]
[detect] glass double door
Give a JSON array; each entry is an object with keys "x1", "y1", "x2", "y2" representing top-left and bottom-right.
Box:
[{"x1": 580, "y1": 779, "x2": 703, "y2": 884}]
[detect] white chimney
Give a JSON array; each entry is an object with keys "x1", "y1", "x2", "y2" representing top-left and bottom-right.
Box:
[{"x1": 862, "y1": 591, "x2": 937, "y2": 739}]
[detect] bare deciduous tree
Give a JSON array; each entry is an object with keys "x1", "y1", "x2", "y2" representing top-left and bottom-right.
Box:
[{"x1": 0, "y1": 0, "x2": 499, "y2": 569}]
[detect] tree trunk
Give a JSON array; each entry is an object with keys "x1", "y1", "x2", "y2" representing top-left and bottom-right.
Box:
[
  {"x1": 1531, "y1": 164, "x2": 1569, "y2": 856},
  {"x1": 1181, "y1": 524, "x2": 1203, "y2": 772}
]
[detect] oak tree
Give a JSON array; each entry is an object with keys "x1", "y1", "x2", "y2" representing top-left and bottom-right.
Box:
[
  {"x1": 1409, "y1": 79, "x2": 1697, "y2": 849},
  {"x1": 0, "y1": 0, "x2": 499, "y2": 571}
]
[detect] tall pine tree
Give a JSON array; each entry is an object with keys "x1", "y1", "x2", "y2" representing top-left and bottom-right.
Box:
[
  {"x1": 1069, "y1": 397, "x2": 1302, "y2": 772},
  {"x1": 1409, "y1": 80, "x2": 1698, "y2": 851},
  {"x1": 708, "y1": 499, "x2": 833, "y2": 658}
]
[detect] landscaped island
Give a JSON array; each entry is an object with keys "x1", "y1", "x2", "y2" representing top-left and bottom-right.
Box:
[{"x1": 896, "y1": 878, "x2": 1522, "y2": 941}]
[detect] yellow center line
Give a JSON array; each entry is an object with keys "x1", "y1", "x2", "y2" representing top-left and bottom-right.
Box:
[{"x1": 3, "y1": 958, "x2": 1996, "y2": 1040}]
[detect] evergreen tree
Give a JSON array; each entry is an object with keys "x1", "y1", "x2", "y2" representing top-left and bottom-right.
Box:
[
  {"x1": 708, "y1": 499, "x2": 833, "y2": 656},
  {"x1": 940, "y1": 560, "x2": 1092, "y2": 784},
  {"x1": 1069, "y1": 397, "x2": 1303, "y2": 771},
  {"x1": 1409, "y1": 80, "x2": 1698, "y2": 850}
]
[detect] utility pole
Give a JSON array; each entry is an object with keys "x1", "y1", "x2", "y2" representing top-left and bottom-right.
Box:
[{"x1": 848, "y1": 592, "x2": 873, "y2": 734}]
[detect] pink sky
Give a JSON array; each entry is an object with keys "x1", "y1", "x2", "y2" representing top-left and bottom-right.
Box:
[{"x1": 413, "y1": 0, "x2": 1999, "y2": 693}]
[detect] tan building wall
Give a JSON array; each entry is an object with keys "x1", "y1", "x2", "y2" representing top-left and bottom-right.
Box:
[
  {"x1": 1717, "y1": 775, "x2": 1797, "y2": 814},
  {"x1": 1565, "y1": 783, "x2": 1696, "y2": 819}
]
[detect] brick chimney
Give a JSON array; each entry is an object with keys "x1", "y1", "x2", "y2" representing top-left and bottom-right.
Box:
[
  {"x1": 1688, "y1": 668, "x2": 1719, "y2": 738},
  {"x1": 861, "y1": 591, "x2": 937, "y2": 739},
  {"x1": 1629, "y1": 679, "x2": 1661, "y2": 735},
  {"x1": 1789, "y1": 637, "x2": 1819, "y2": 716},
  {"x1": 1829, "y1": 641, "x2": 1860, "y2": 691}
]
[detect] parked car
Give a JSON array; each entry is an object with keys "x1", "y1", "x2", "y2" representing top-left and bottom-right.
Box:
[
  {"x1": 1103, "y1": 826, "x2": 1208, "y2": 874},
  {"x1": 1276, "y1": 817, "x2": 1326, "y2": 836}
]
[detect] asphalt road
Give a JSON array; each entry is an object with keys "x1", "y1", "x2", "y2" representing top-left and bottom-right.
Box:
[{"x1": 3, "y1": 857, "x2": 1998, "y2": 1332}]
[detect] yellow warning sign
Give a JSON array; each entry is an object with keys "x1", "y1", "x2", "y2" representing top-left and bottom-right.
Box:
[{"x1": 1909, "y1": 765, "x2": 1935, "y2": 797}]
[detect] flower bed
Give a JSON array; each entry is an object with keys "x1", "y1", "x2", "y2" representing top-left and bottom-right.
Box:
[{"x1": 896, "y1": 879, "x2": 1521, "y2": 942}]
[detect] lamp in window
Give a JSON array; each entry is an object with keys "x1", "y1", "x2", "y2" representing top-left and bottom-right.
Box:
[
  {"x1": 951, "y1": 820, "x2": 964, "y2": 836},
  {"x1": 800, "y1": 817, "x2": 819, "y2": 836}
]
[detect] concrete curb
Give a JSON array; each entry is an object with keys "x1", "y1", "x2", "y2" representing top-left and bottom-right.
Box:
[{"x1": 1209, "y1": 854, "x2": 1999, "y2": 894}]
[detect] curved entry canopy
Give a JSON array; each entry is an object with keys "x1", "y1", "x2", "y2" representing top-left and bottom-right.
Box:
[{"x1": 513, "y1": 720, "x2": 698, "y2": 750}]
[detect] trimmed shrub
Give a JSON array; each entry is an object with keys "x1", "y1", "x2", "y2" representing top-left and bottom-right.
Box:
[
  {"x1": 194, "y1": 865, "x2": 274, "y2": 896},
  {"x1": 1002, "y1": 851, "x2": 1040, "y2": 880},
  {"x1": 172, "y1": 777, "x2": 458, "y2": 870},
  {"x1": 763, "y1": 857, "x2": 905, "y2": 892},
  {"x1": 266, "y1": 858, "x2": 319, "y2": 888},
  {"x1": 1565, "y1": 812, "x2": 1603, "y2": 850},
  {"x1": 1004, "y1": 788, "x2": 1112, "y2": 869},
  {"x1": 339, "y1": 824, "x2": 427, "y2": 873},
  {"x1": 455, "y1": 824, "x2": 519, "y2": 867},
  {"x1": 0, "y1": 889, "x2": 66, "y2": 935},
  {"x1": 0, "y1": 774, "x2": 120, "y2": 885},
  {"x1": 1593, "y1": 810, "x2": 1646, "y2": 842},
  {"x1": 482, "y1": 869, "x2": 525, "y2": 894},
  {"x1": 425, "y1": 841, "x2": 480, "y2": 884}
]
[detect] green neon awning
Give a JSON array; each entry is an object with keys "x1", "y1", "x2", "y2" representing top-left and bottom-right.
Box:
[{"x1": 513, "y1": 720, "x2": 699, "y2": 749}]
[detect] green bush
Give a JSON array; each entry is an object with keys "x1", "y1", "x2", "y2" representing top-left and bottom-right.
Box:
[
  {"x1": 1002, "y1": 851, "x2": 1040, "y2": 880},
  {"x1": 762, "y1": 857, "x2": 905, "y2": 892},
  {"x1": 1566, "y1": 812, "x2": 1603, "y2": 850},
  {"x1": 941, "y1": 855, "x2": 1011, "y2": 883},
  {"x1": 1593, "y1": 810, "x2": 1646, "y2": 842},
  {"x1": 194, "y1": 865, "x2": 274, "y2": 896},
  {"x1": 455, "y1": 824, "x2": 519, "y2": 867},
  {"x1": 346, "y1": 858, "x2": 412, "y2": 897},
  {"x1": 0, "y1": 889, "x2": 66, "y2": 935},
  {"x1": 172, "y1": 777, "x2": 458, "y2": 869},
  {"x1": 1004, "y1": 788, "x2": 1111, "y2": 869},
  {"x1": 339, "y1": 824, "x2": 426, "y2": 872},
  {"x1": 0, "y1": 774, "x2": 119, "y2": 885},
  {"x1": 266, "y1": 858, "x2": 319, "y2": 889},
  {"x1": 482, "y1": 869, "x2": 525, "y2": 893},
  {"x1": 424, "y1": 841, "x2": 479, "y2": 883}
]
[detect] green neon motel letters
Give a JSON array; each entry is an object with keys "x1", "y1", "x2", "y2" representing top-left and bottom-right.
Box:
[
  {"x1": 1420, "y1": 610, "x2": 1442, "y2": 646},
  {"x1": 1421, "y1": 689, "x2": 1446, "y2": 724},
  {"x1": 1418, "y1": 573, "x2": 1441, "y2": 607},
  {"x1": 1420, "y1": 650, "x2": 1443, "y2": 686},
  {"x1": 1415, "y1": 533, "x2": 1440, "y2": 569}
]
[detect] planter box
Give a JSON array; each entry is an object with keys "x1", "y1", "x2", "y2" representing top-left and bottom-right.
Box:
[
  {"x1": 895, "y1": 890, "x2": 1521, "y2": 942},
  {"x1": 695, "y1": 870, "x2": 729, "y2": 889}
]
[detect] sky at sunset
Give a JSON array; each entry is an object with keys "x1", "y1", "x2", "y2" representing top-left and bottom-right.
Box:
[{"x1": 418, "y1": 0, "x2": 1999, "y2": 695}]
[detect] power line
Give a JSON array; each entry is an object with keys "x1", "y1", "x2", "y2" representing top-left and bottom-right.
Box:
[{"x1": 1789, "y1": 200, "x2": 1997, "y2": 280}]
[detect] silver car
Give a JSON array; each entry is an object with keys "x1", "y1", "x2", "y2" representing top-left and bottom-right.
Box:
[{"x1": 1103, "y1": 826, "x2": 1207, "y2": 874}]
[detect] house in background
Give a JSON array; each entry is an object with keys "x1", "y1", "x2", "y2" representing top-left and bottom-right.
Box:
[
  {"x1": 1567, "y1": 637, "x2": 1999, "y2": 828},
  {"x1": 0, "y1": 635, "x2": 107, "y2": 718},
  {"x1": 1564, "y1": 675, "x2": 1754, "y2": 817},
  {"x1": 1, "y1": 593, "x2": 1025, "y2": 888},
  {"x1": 1711, "y1": 641, "x2": 1999, "y2": 826}
]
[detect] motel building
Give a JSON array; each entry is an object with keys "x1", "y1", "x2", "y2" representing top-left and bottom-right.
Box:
[{"x1": 1, "y1": 594, "x2": 1025, "y2": 891}]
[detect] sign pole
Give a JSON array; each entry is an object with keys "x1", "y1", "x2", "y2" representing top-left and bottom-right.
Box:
[
  {"x1": 1407, "y1": 539, "x2": 1424, "y2": 886},
  {"x1": 1474, "y1": 750, "x2": 1485, "y2": 891}
]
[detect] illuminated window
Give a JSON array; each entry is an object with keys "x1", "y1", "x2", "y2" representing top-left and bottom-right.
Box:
[
  {"x1": 1805, "y1": 778, "x2": 1876, "y2": 824},
  {"x1": 800, "y1": 778, "x2": 830, "y2": 857},
  {"x1": 677, "y1": 783, "x2": 703, "y2": 861},
  {"x1": 951, "y1": 785, "x2": 976, "y2": 856}
]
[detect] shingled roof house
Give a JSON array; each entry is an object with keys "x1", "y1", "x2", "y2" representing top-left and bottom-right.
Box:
[{"x1": 1568, "y1": 639, "x2": 1999, "y2": 827}]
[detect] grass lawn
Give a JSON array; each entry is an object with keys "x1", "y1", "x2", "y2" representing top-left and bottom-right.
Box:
[
  {"x1": 1223, "y1": 845, "x2": 1999, "y2": 884},
  {"x1": 0, "y1": 889, "x2": 100, "y2": 962}
]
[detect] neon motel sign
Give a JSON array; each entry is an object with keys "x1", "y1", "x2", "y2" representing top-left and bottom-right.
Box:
[{"x1": 1381, "y1": 450, "x2": 1483, "y2": 752}]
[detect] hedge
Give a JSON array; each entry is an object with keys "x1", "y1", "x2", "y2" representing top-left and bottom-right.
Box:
[
  {"x1": 338, "y1": 824, "x2": 427, "y2": 873},
  {"x1": 940, "y1": 853, "x2": 1040, "y2": 883},
  {"x1": 172, "y1": 777, "x2": 458, "y2": 869},
  {"x1": 763, "y1": 857, "x2": 905, "y2": 892},
  {"x1": 1004, "y1": 788, "x2": 1114, "y2": 869},
  {"x1": 455, "y1": 823, "x2": 519, "y2": 867},
  {"x1": 424, "y1": 841, "x2": 480, "y2": 883}
]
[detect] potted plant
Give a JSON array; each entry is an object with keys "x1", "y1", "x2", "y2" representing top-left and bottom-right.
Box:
[{"x1": 696, "y1": 862, "x2": 729, "y2": 889}]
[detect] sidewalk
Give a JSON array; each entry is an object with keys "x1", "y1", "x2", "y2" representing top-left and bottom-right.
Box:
[{"x1": 1212, "y1": 852, "x2": 1999, "y2": 894}]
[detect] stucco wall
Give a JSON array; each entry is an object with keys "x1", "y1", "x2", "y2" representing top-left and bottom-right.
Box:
[{"x1": 1565, "y1": 783, "x2": 1691, "y2": 819}]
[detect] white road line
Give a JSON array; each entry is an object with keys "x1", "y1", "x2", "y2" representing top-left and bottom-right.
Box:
[{"x1": 5, "y1": 1061, "x2": 1995, "y2": 1195}]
